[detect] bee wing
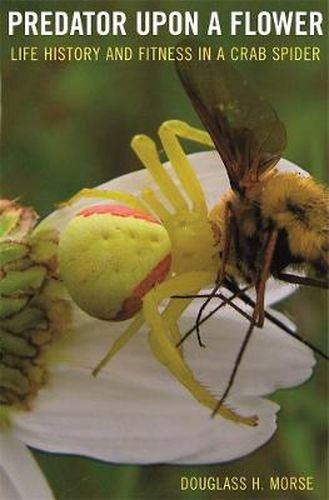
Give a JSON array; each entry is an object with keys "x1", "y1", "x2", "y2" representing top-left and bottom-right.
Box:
[{"x1": 176, "y1": 58, "x2": 287, "y2": 192}]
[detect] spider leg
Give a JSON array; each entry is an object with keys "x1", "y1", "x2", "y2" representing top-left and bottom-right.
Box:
[
  {"x1": 141, "y1": 188, "x2": 171, "y2": 220},
  {"x1": 59, "y1": 188, "x2": 150, "y2": 213},
  {"x1": 143, "y1": 272, "x2": 258, "y2": 426},
  {"x1": 92, "y1": 312, "x2": 145, "y2": 376},
  {"x1": 131, "y1": 120, "x2": 217, "y2": 213},
  {"x1": 131, "y1": 135, "x2": 188, "y2": 211},
  {"x1": 162, "y1": 297, "x2": 194, "y2": 355},
  {"x1": 158, "y1": 120, "x2": 214, "y2": 213}
]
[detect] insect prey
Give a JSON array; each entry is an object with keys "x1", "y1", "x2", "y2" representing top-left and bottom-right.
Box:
[{"x1": 176, "y1": 56, "x2": 329, "y2": 415}]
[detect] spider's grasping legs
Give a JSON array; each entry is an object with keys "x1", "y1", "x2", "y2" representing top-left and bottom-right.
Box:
[
  {"x1": 59, "y1": 188, "x2": 150, "y2": 214},
  {"x1": 143, "y1": 271, "x2": 258, "y2": 427},
  {"x1": 131, "y1": 121, "x2": 217, "y2": 278},
  {"x1": 158, "y1": 120, "x2": 214, "y2": 213},
  {"x1": 132, "y1": 120, "x2": 214, "y2": 214},
  {"x1": 131, "y1": 134, "x2": 189, "y2": 213}
]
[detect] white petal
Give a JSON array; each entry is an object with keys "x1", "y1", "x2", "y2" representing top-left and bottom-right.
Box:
[
  {"x1": 52, "y1": 303, "x2": 310, "y2": 397},
  {"x1": 0, "y1": 470, "x2": 19, "y2": 500},
  {"x1": 182, "y1": 309, "x2": 314, "y2": 397},
  {"x1": 13, "y1": 366, "x2": 279, "y2": 465},
  {"x1": 185, "y1": 279, "x2": 295, "y2": 317},
  {"x1": 12, "y1": 307, "x2": 314, "y2": 465},
  {"x1": 263, "y1": 279, "x2": 296, "y2": 306},
  {"x1": 0, "y1": 430, "x2": 54, "y2": 500}
]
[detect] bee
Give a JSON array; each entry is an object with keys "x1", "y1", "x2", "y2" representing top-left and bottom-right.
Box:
[{"x1": 176, "y1": 57, "x2": 329, "y2": 413}]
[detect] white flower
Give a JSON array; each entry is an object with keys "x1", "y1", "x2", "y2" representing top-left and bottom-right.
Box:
[{"x1": 1, "y1": 152, "x2": 315, "y2": 499}]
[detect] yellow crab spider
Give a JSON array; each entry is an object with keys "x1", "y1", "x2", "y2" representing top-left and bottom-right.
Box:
[{"x1": 62, "y1": 120, "x2": 258, "y2": 427}]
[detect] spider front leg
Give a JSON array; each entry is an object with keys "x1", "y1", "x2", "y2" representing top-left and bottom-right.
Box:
[
  {"x1": 143, "y1": 272, "x2": 259, "y2": 427},
  {"x1": 131, "y1": 120, "x2": 218, "y2": 275},
  {"x1": 158, "y1": 120, "x2": 213, "y2": 214},
  {"x1": 59, "y1": 187, "x2": 151, "y2": 214}
]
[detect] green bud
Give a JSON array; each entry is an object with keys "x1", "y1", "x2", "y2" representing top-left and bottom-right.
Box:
[
  {"x1": 0, "y1": 241, "x2": 29, "y2": 266},
  {"x1": 0, "y1": 296, "x2": 29, "y2": 319},
  {"x1": 0, "y1": 266, "x2": 47, "y2": 296}
]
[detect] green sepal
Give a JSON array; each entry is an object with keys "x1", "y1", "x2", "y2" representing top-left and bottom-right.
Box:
[
  {"x1": 0, "y1": 364, "x2": 30, "y2": 396},
  {"x1": 0, "y1": 329, "x2": 37, "y2": 357},
  {"x1": 0, "y1": 266, "x2": 47, "y2": 295},
  {"x1": 0, "y1": 296, "x2": 29, "y2": 318},
  {"x1": 0, "y1": 241, "x2": 29, "y2": 266},
  {"x1": 2, "y1": 307, "x2": 47, "y2": 334},
  {"x1": 29, "y1": 228, "x2": 58, "y2": 263},
  {"x1": 0, "y1": 211, "x2": 21, "y2": 237},
  {"x1": 0, "y1": 200, "x2": 38, "y2": 238}
]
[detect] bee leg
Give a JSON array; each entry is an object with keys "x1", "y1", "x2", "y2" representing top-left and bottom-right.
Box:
[
  {"x1": 194, "y1": 203, "x2": 234, "y2": 344},
  {"x1": 254, "y1": 229, "x2": 279, "y2": 327},
  {"x1": 213, "y1": 226, "x2": 277, "y2": 417},
  {"x1": 211, "y1": 320, "x2": 256, "y2": 419},
  {"x1": 276, "y1": 272, "x2": 329, "y2": 290},
  {"x1": 58, "y1": 187, "x2": 150, "y2": 214}
]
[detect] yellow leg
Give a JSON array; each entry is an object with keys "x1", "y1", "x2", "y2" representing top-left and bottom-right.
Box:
[
  {"x1": 156, "y1": 294, "x2": 195, "y2": 356},
  {"x1": 141, "y1": 188, "x2": 171, "y2": 220},
  {"x1": 159, "y1": 120, "x2": 214, "y2": 214},
  {"x1": 93, "y1": 312, "x2": 144, "y2": 376},
  {"x1": 142, "y1": 272, "x2": 258, "y2": 426},
  {"x1": 162, "y1": 296, "x2": 193, "y2": 349},
  {"x1": 131, "y1": 123, "x2": 218, "y2": 276},
  {"x1": 131, "y1": 135, "x2": 188, "y2": 211},
  {"x1": 59, "y1": 188, "x2": 151, "y2": 214}
]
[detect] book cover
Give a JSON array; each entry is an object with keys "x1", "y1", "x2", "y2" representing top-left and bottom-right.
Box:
[{"x1": 1, "y1": 1, "x2": 328, "y2": 499}]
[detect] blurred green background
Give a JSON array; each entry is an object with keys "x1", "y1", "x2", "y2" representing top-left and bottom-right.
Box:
[{"x1": 2, "y1": 1, "x2": 328, "y2": 499}]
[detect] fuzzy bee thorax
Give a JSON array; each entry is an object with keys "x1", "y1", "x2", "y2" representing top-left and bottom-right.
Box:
[
  {"x1": 209, "y1": 171, "x2": 328, "y2": 283},
  {"x1": 261, "y1": 171, "x2": 329, "y2": 274}
]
